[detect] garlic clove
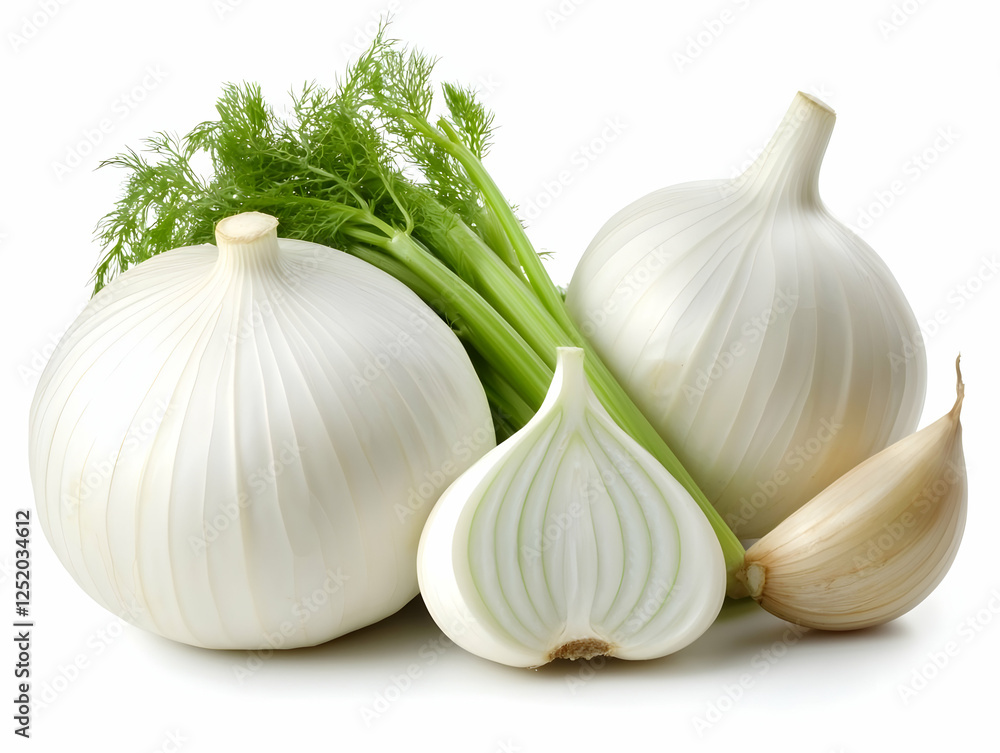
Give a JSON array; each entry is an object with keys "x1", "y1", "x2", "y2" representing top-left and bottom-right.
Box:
[
  {"x1": 417, "y1": 347, "x2": 726, "y2": 667},
  {"x1": 739, "y1": 357, "x2": 967, "y2": 630}
]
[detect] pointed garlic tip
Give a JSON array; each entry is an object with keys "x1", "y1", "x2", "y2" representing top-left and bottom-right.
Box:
[
  {"x1": 214, "y1": 211, "x2": 282, "y2": 269},
  {"x1": 737, "y1": 90, "x2": 836, "y2": 204},
  {"x1": 417, "y1": 347, "x2": 726, "y2": 667},
  {"x1": 952, "y1": 354, "x2": 964, "y2": 415},
  {"x1": 741, "y1": 358, "x2": 967, "y2": 630}
]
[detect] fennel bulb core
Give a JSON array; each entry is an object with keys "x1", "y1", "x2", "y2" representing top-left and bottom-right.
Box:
[{"x1": 566, "y1": 92, "x2": 926, "y2": 539}]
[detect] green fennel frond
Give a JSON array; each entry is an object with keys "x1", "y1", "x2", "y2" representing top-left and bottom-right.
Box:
[
  {"x1": 94, "y1": 134, "x2": 218, "y2": 292},
  {"x1": 440, "y1": 82, "x2": 494, "y2": 160},
  {"x1": 337, "y1": 32, "x2": 488, "y2": 226},
  {"x1": 94, "y1": 73, "x2": 420, "y2": 292},
  {"x1": 93, "y1": 26, "x2": 523, "y2": 297}
]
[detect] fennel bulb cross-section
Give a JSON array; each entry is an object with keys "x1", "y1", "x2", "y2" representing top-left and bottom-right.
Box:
[
  {"x1": 28, "y1": 212, "x2": 494, "y2": 649},
  {"x1": 566, "y1": 92, "x2": 926, "y2": 538},
  {"x1": 417, "y1": 348, "x2": 725, "y2": 668}
]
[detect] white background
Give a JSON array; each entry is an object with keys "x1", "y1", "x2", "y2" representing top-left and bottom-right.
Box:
[{"x1": 2, "y1": 0, "x2": 999, "y2": 750}]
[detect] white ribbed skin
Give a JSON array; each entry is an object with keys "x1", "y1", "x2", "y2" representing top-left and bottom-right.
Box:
[
  {"x1": 29, "y1": 215, "x2": 493, "y2": 649},
  {"x1": 566, "y1": 93, "x2": 926, "y2": 539},
  {"x1": 418, "y1": 348, "x2": 725, "y2": 668}
]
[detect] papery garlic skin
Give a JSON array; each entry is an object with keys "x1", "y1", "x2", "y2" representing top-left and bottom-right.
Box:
[
  {"x1": 566, "y1": 92, "x2": 926, "y2": 539},
  {"x1": 29, "y1": 212, "x2": 494, "y2": 649},
  {"x1": 417, "y1": 348, "x2": 725, "y2": 668},
  {"x1": 741, "y1": 359, "x2": 966, "y2": 630}
]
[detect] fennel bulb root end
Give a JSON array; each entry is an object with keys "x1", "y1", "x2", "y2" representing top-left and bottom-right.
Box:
[{"x1": 548, "y1": 638, "x2": 615, "y2": 662}]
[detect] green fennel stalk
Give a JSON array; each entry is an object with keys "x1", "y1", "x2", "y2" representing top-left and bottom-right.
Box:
[{"x1": 93, "y1": 30, "x2": 747, "y2": 593}]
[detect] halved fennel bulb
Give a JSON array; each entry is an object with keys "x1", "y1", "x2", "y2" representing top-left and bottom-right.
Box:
[
  {"x1": 418, "y1": 348, "x2": 725, "y2": 667},
  {"x1": 566, "y1": 92, "x2": 926, "y2": 538},
  {"x1": 29, "y1": 212, "x2": 494, "y2": 649}
]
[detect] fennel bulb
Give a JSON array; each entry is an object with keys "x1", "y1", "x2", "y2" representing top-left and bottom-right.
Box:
[
  {"x1": 566, "y1": 92, "x2": 926, "y2": 538},
  {"x1": 29, "y1": 212, "x2": 494, "y2": 649}
]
